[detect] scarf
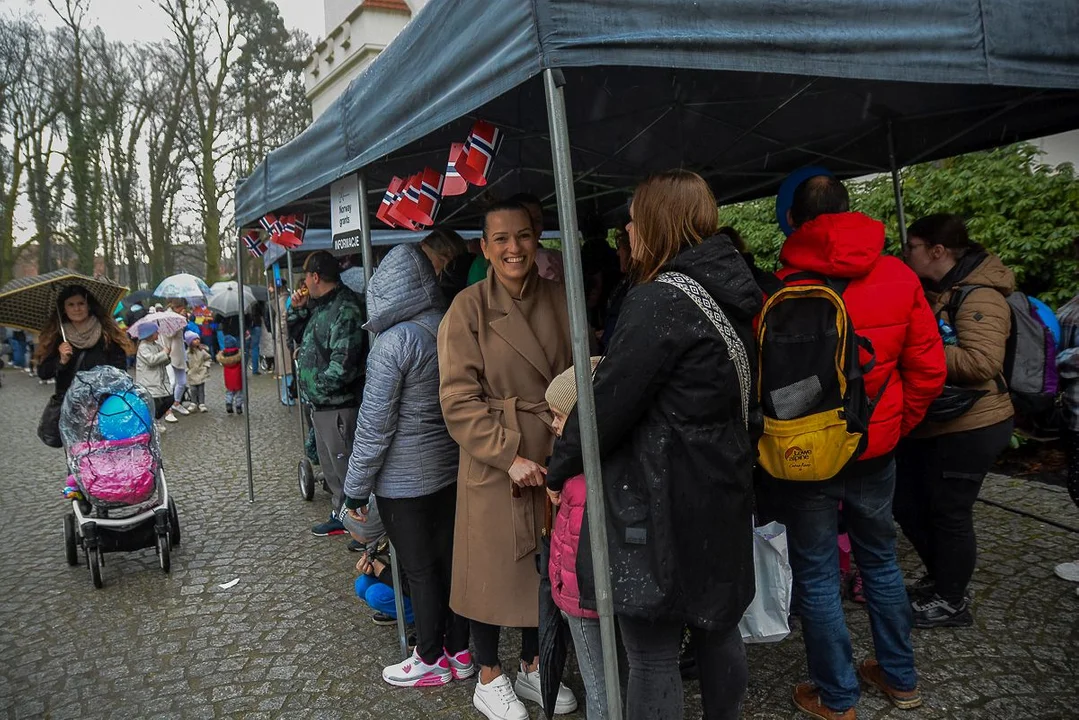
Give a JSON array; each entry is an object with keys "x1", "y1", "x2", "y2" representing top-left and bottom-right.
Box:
[{"x1": 63, "y1": 315, "x2": 103, "y2": 349}]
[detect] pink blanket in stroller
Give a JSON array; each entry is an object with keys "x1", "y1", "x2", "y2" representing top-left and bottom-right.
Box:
[{"x1": 68, "y1": 433, "x2": 157, "y2": 506}]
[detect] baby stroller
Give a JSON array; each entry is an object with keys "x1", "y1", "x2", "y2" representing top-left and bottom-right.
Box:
[{"x1": 60, "y1": 366, "x2": 180, "y2": 588}]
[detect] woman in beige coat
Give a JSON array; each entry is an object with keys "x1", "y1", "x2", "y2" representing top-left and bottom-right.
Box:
[{"x1": 438, "y1": 201, "x2": 575, "y2": 720}]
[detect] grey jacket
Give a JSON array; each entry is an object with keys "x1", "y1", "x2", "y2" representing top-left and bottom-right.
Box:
[
  {"x1": 342, "y1": 244, "x2": 459, "y2": 506},
  {"x1": 136, "y1": 340, "x2": 172, "y2": 398}
]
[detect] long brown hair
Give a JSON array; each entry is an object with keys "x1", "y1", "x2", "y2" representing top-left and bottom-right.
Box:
[
  {"x1": 629, "y1": 170, "x2": 719, "y2": 283},
  {"x1": 35, "y1": 285, "x2": 134, "y2": 362}
]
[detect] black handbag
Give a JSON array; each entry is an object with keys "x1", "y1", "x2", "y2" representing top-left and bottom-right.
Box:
[
  {"x1": 924, "y1": 385, "x2": 989, "y2": 423},
  {"x1": 37, "y1": 395, "x2": 64, "y2": 448},
  {"x1": 36, "y1": 351, "x2": 86, "y2": 448}
]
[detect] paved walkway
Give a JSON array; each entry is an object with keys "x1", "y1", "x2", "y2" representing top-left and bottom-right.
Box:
[{"x1": 0, "y1": 368, "x2": 1076, "y2": 719}]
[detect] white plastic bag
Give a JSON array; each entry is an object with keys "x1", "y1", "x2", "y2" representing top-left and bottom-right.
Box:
[{"x1": 738, "y1": 520, "x2": 793, "y2": 644}]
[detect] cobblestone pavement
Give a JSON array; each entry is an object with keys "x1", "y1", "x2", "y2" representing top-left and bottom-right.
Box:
[{"x1": 1, "y1": 368, "x2": 1076, "y2": 719}]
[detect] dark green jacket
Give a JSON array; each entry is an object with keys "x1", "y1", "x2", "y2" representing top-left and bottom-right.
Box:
[{"x1": 287, "y1": 284, "x2": 367, "y2": 408}]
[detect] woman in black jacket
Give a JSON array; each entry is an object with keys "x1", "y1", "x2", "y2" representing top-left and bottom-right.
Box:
[
  {"x1": 36, "y1": 285, "x2": 133, "y2": 406},
  {"x1": 547, "y1": 170, "x2": 761, "y2": 720}
]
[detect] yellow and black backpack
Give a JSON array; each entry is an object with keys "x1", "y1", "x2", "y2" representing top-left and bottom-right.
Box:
[{"x1": 756, "y1": 272, "x2": 887, "y2": 481}]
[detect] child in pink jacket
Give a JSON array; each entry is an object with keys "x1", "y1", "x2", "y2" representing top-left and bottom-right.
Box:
[{"x1": 545, "y1": 359, "x2": 609, "y2": 720}]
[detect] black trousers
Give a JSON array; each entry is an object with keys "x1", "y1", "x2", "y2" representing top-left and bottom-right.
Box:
[
  {"x1": 377, "y1": 483, "x2": 469, "y2": 665},
  {"x1": 894, "y1": 419, "x2": 1013, "y2": 603},
  {"x1": 470, "y1": 620, "x2": 539, "y2": 670},
  {"x1": 153, "y1": 395, "x2": 172, "y2": 419},
  {"x1": 619, "y1": 616, "x2": 747, "y2": 720}
]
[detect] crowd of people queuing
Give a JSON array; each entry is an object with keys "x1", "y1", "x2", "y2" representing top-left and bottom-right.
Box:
[{"x1": 11, "y1": 169, "x2": 1079, "y2": 720}]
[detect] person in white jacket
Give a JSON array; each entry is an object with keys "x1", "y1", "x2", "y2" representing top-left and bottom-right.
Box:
[{"x1": 135, "y1": 322, "x2": 174, "y2": 434}]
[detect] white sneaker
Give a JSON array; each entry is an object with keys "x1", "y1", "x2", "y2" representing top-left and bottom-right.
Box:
[
  {"x1": 474, "y1": 673, "x2": 528, "y2": 720},
  {"x1": 515, "y1": 662, "x2": 577, "y2": 714},
  {"x1": 183, "y1": 401, "x2": 197, "y2": 411},
  {"x1": 382, "y1": 649, "x2": 451, "y2": 688},
  {"x1": 198, "y1": 404, "x2": 208, "y2": 413},
  {"x1": 1054, "y1": 561, "x2": 1079, "y2": 583},
  {"x1": 164, "y1": 412, "x2": 179, "y2": 424},
  {"x1": 172, "y1": 403, "x2": 190, "y2": 416},
  {"x1": 154, "y1": 421, "x2": 166, "y2": 435}
]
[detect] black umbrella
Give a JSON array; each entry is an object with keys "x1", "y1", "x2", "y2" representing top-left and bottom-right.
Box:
[
  {"x1": 249, "y1": 285, "x2": 269, "y2": 303},
  {"x1": 123, "y1": 288, "x2": 156, "y2": 306},
  {"x1": 538, "y1": 498, "x2": 571, "y2": 720}
]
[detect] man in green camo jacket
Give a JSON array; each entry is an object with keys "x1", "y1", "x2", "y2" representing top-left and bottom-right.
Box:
[{"x1": 288, "y1": 250, "x2": 368, "y2": 538}]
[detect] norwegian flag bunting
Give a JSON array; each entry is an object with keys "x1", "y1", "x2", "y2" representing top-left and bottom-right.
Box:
[
  {"x1": 376, "y1": 177, "x2": 406, "y2": 228},
  {"x1": 261, "y1": 212, "x2": 306, "y2": 249},
  {"x1": 387, "y1": 173, "x2": 424, "y2": 230},
  {"x1": 243, "y1": 230, "x2": 267, "y2": 258},
  {"x1": 454, "y1": 120, "x2": 502, "y2": 186},
  {"x1": 443, "y1": 143, "x2": 468, "y2": 197},
  {"x1": 397, "y1": 167, "x2": 444, "y2": 226},
  {"x1": 259, "y1": 213, "x2": 284, "y2": 237}
]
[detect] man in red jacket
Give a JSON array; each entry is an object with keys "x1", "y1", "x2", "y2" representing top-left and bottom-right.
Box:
[{"x1": 761, "y1": 175, "x2": 946, "y2": 720}]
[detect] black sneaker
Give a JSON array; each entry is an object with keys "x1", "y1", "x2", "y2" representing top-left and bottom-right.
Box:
[
  {"x1": 347, "y1": 539, "x2": 365, "y2": 552},
  {"x1": 226, "y1": 403, "x2": 233, "y2": 414},
  {"x1": 912, "y1": 594, "x2": 973, "y2": 629},
  {"x1": 906, "y1": 575, "x2": 936, "y2": 601},
  {"x1": 372, "y1": 612, "x2": 397, "y2": 626},
  {"x1": 237, "y1": 406, "x2": 243, "y2": 415}
]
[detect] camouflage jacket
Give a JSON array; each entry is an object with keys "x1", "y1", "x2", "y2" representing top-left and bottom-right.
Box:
[{"x1": 287, "y1": 284, "x2": 367, "y2": 409}]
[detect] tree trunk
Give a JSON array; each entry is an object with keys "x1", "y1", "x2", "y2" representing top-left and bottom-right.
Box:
[{"x1": 0, "y1": 144, "x2": 24, "y2": 285}]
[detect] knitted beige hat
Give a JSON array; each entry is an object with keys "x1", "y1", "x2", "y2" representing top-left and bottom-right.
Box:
[{"x1": 545, "y1": 356, "x2": 602, "y2": 415}]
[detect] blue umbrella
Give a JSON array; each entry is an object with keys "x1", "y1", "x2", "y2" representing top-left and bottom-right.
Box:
[{"x1": 154, "y1": 273, "x2": 211, "y2": 300}]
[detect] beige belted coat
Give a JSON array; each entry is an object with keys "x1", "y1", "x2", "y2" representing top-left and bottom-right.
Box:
[{"x1": 438, "y1": 267, "x2": 572, "y2": 627}]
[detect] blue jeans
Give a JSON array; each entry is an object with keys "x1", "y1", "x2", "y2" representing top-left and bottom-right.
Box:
[
  {"x1": 355, "y1": 574, "x2": 414, "y2": 624},
  {"x1": 248, "y1": 325, "x2": 261, "y2": 373},
  {"x1": 764, "y1": 459, "x2": 916, "y2": 711}
]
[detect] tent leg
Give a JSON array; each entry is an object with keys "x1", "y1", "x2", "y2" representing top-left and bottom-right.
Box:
[
  {"x1": 543, "y1": 67, "x2": 623, "y2": 720},
  {"x1": 286, "y1": 252, "x2": 299, "y2": 420},
  {"x1": 265, "y1": 267, "x2": 284, "y2": 402},
  {"x1": 887, "y1": 120, "x2": 908, "y2": 247},
  {"x1": 357, "y1": 170, "x2": 408, "y2": 658},
  {"x1": 237, "y1": 241, "x2": 255, "y2": 503}
]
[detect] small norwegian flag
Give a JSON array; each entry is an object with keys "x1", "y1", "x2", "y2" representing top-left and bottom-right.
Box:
[
  {"x1": 443, "y1": 143, "x2": 468, "y2": 197},
  {"x1": 277, "y1": 213, "x2": 307, "y2": 248},
  {"x1": 259, "y1": 213, "x2": 284, "y2": 237},
  {"x1": 454, "y1": 120, "x2": 502, "y2": 186},
  {"x1": 387, "y1": 173, "x2": 424, "y2": 230},
  {"x1": 376, "y1": 177, "x2": 406, "y2": 228},
  {"x1": 397, "y1": 167, "x2": 443, "y2": 226},
  {"x1": 243, "y1": 230, "x2": 267, "y2": 258}
]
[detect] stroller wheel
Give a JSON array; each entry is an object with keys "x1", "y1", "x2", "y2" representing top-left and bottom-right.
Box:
[
  {"x1": 157, "y1": 531, "x2": 171, "y2": 573},
  {"x1": 89, "y1": 547, "x2": 103, "y2": 589},
  {"x1": 168, "y1": 498, "x2": 181, "y2": 547},
  {"x1": 64, "y1": 513, "x2": 79, "y2": 567},
  {"x1": 298, "y1": 458, "x2": 315, "y2": 501}
]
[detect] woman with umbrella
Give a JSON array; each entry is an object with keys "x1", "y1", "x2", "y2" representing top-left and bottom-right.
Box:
[{"x1": 35, "y1": 286, "x2": 134, "y2": 442}]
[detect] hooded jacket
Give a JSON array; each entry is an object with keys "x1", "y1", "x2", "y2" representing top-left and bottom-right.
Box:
[
  {"x1": 342, "y1": 244, "x2": 458, "y2": 507},
  {"x1": 217, "y1": 347, "x2": 243, "y2": 393},
  {"x1": 186, "y1": 345, "x2": 211, "y2": 386},
  {"x1": 548, "y1": 234, "x2": 761, "y2": 629},
  {"x1": 288, "y1": 283, "x2": 367, "y2": 409},
  {"x1": 915, "y1": 249, "x2": 1015, "y2": 437},
  {"x1": 777, "y1": 212, "x2": 946, "y2": 461},
  {"x1": 136, "y1": 339, "x2": 172, "y2": 398}
]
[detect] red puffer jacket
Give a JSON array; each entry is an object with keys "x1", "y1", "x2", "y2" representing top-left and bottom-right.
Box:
[
  {"x1": 217, "y1": 348, "x2": 243, "y2": 393},
  {"x1": 777, "y1": 212, "x2": 946, "y2": 460},
  {"x1": 548, "y1": 474, "x2": 598, "y2": 620}
]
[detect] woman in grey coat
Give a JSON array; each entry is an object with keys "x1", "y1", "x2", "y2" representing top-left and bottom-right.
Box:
[{"x1": 342, "y1": 234, "x2": 471, "y2": 689}]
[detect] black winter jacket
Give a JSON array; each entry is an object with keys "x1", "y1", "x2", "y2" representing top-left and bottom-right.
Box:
[
  {"x1": 547, "y1": 234, "x2": 762, "y2": 630},
  {"x1": 38, "y1": 336, "x2": 128, "y2": 399}
]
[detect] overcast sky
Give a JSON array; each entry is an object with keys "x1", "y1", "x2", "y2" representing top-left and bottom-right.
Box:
[{"x1": 5, "y1": 0, "x2": 325, "y2": 44}]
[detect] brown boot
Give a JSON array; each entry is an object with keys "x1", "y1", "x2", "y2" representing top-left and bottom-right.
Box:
[
  {"x1": 858, "y1": 659, "x2": 923, "y2": 709},
  {"x1": 792, "y1": 683, "x2": 857, "y2": 720}
]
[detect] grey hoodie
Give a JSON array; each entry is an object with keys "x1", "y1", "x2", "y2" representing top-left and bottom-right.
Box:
[{"x1": 342, "y1": 243, "x2": 458, "y2": 506}]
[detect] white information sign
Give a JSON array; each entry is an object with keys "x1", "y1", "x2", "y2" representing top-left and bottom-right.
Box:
[{"x1": 331, "y1": 174, "x2": 362, "y2": 251}]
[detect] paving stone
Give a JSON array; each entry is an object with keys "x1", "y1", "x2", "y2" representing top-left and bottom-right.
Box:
[{"x1": 1, "y1": 368, "x2": 1077, "y2": 719}]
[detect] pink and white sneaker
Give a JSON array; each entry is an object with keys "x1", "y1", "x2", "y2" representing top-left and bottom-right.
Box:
[
  {"x1": 445, "y1": 648, "x2": 476, "y2": 680},
  {"x1": 382, "y1": 649, "x2": 451, "y2": 687}
]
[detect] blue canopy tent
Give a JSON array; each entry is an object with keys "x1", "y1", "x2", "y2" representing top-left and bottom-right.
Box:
[{"x1": 235, "y1": 2, "x2": 1079, "y2": 709}]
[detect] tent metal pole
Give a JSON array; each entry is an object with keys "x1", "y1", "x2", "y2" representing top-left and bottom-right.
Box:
[
  {"x1": 886, "y1": 120, "x2": 908, "y2": 247},
  {"x1": 543, "y1": 67, "x2": 623, "y2": 720},
  {"x1": 265, "y1": 267, "x2": 283, "y2": 402},
  {"x1": 275, "y1": 260, "x2": 293, "y2": 417},
  {"x1": 358, "y1": 171, "x2": 408, "y2": 660},
  {"x1": 236, "y1": 242, "x2": 255, "y2": 502}
]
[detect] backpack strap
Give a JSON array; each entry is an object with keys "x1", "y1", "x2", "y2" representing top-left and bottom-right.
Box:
[
  {"x1": 656, "y1": 271, "x2": 751, "y2": 429},
  {"x1": 782, "y1": 271, "x2": 852, "y2": 296}
]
